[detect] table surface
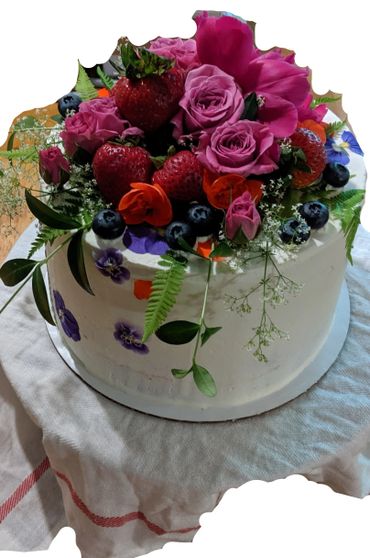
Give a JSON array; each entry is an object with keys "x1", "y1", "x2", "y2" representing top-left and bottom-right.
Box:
[{"x1": 1, "y1": 224, "x2": 370, "y2": 557}]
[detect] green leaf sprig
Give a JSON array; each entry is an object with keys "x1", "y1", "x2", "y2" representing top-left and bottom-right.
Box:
[
  {"x1": 157, "y1": 255, "x2": 221, "y2": 397},
  {"x1": 0, "y1": 190, "x2": 95, "y2": 324}
]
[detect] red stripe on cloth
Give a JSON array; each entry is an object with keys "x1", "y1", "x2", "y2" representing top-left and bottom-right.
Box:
[
  {"x1": 0, "y1": 457, "x2": 51, "y2": 523},
  {"x1": 55, "y1": 470, "x2": 199, "y2": 535}
]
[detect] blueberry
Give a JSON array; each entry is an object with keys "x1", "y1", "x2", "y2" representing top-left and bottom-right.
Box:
[
  {"x1": 298, "y1": 201, "x2": 329, "y2": 229},
  {"x1": 165, "y1": 221, "x2": 196, "y2": 250},
  {"x1": 186, "y1": 204, "x2": 220, "y2": 236},
  {"x1": 57, "y1": 92, "x2": 82, "y2": 118},
  {"x1": 280, "y1": 218, "x2": 311, "y2": 244},
  {"x1": 323, "y1": 162, "x2": 350, "y2": 188},
  {"x1": 92, "y1": 209, "x2": 125, "y2": 239}
]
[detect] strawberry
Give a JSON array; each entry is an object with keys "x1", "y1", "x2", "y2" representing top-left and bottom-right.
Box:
[
  {"x1": 152, "y1": 151, "x2": 204, "y2": 202},
  {"x1": 290, "y1": 128, "x2": 327, "y2": 189},
  {"x1": 113, "y1": 44, "x2": 184, "y2": 134},
  {"x1": 92, "y1": 143, "x2": 152, "y2": 207}
]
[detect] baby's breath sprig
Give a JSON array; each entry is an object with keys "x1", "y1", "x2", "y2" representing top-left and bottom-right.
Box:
[{"x1": 226, "y1": 237, "x2": 302, "y2": 362}]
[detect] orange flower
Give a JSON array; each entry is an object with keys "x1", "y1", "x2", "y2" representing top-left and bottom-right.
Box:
[
  {"x1": 118, "y1": 183, "x2": 172, "y2": 227},
  {"x1": 203, "y1": 172, "x2": 263, "y2": 209},
  {"x1": 97, "y1": 88, "x2": 110, "y2": 98},
  {"x1": 298, "y1": 120, "x2": 327, "y2": 143},
  {"x1": 196, "y1": 239, "x2": 225, "y2": 262}
]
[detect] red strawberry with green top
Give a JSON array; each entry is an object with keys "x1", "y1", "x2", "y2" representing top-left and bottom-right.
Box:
[
  {"x1": 92, "y1": 143, "x2": 152, "y2": 207},
  {"x1": 152, "y1": 151, "x2": 204, "y2": 202},
  {"x1": 290, "y1": 128, "x2": 327, "y2": 189},
  {"x1": 113, "y1": 43, "x2": 184, "y2": 134}
]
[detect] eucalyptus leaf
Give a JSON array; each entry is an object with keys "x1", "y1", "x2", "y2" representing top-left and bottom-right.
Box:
[
  {"x1": 192, "y1": 363, "x2": 217, "y2": 397},
  {"x1": 201, "y1": 325, "x2": 222, "y2": 346},
  {"x1": 0, "y1": 258, "x2": 37, "y2": 286},
  {"x1": 209, "y1": 242, "x2": 234, "y2": 258},
  {"x1": 156, "y1": 320, "x2": 200, "y2": 345},
  {"x1": 32, "y1": 266, "x2": 55, "y2": 325},
  {"x1": 171, "y1": 368, "x2": 191, "y2": 379},
  {"x1": 25, "y1": 190, "x2": 81, "y2": 230},
  {"x1": 67, "y1": 231, "x2": 94, "y2": 295}
]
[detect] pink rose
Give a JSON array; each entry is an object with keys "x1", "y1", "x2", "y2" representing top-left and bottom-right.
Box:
[
  {"x1": 60, "y1": 97, "x2": 128, "y2": 156},
  {"x1": 172, "y1": 64, "x2": 244, "y2": 141},
  {"x1": 242, "y1": 54, "x2": 310, "y2": 108},
  {"x1": 39, "y1": 146, "x2": 70, "y2": 186},
  {"x1": 196, "y1": 120, "x2": 279, "y2": 176},
  {"x1": 148, "y1": 37, "x2": 200, "y2": 71},
  {"x1": 225, "y1": 190, "x2": 261, "y2": 240}
]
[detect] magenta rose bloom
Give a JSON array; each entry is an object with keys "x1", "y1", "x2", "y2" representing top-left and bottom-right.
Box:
[
  {"x1": 60, "y1": 97, "x2": 128, "y2": 156},
  {"x1": 196, "y1": 120, "x2": 279, "y2": 176},
  {"x1": 194, "y1": 13, "x2": 256, "y2": 88},
  {"x1": 148, "y1": 37, "x2": 200, "y2": 71},
  {"x1": 172, "y1": 64, "x2": 244, "y2": 140},
  {"x1": 297, "y1": 94, "x2": 328, "y2": 123},
  {"x1": 225, "y1": 190, "x2": 261, "y2": 240},
  {"x1": 39, "y1": 146, "x2": 70, "y2": 186}
]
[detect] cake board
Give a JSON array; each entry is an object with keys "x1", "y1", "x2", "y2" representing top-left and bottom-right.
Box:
[{"x1": 46, "y1": 281, "x2": 350, "y2": 422}]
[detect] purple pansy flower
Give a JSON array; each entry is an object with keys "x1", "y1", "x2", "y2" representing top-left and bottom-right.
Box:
[
  {"x1": 122, "y1": 226, "x2": 169, "y2": 256},
  {"x1": 93, "y1": 248, "x2": 130, "y2": 284},
  {"x1": 114, "y1": 321, "x2": 149, "y2": 354},
  {"x1": 325, "y1": 130, "x2": 363, "y2": 165},
  {"x1": 53, "y1": 290, "x2": 81, "y2": 342}
]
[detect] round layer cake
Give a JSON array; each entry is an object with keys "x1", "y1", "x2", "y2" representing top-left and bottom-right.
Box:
[{"x1": 45, "y1": 123, "x2": 366, "y2": 420}]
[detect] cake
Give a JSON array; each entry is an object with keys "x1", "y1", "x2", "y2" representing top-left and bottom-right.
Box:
[{"x1": 0, "y1": 11, "x2": 366, "y2": 421}]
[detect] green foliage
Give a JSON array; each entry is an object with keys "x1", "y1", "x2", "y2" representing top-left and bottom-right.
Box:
[
  {"x1": 0, "y1": 147, "x2": 39, "y2": 161},
  {"x1": 25, "y1": 189, "x2": 81, "y2": 229},
  {"x1": 240, "y1": 92, "x2": 258, "y2": 121},
  {"x1": 28, "y1": 227, "x2": 67, "y2": 258},
  {"x1": 0, "y1": 258, "x2": 37, "y2": 286},
  {"x1": 67, "y1": 230, "x2": 94, "y2": 295},
  {"x1": 156, "y1": 320, "x2": 200, "y2": 344},
  {"x1": 201, "y1": 325, "x2": 222, "y2": 346},
  {"x1": 142, "y1": 253, "x2": 188, "y2": 342},
  {"x1": 325, "y1": 120, "x2": 346, "y2": 138},
  {"x1": 96, "y1": 66, "x2": 115, "y2": 90},
  {"x1": 209, "y1": 242, "x2": 234, "y2": 258},
  {"x1": 75, "y1": 62, "x2": 98, "y2": 101},
  {"x1": 120, "y1": 42, "x2": 174, "y2": 80},
  {"x1": 192, "y1": 363, "x2": 217, "y2": 397},
  {"x1": 310, "y1": 96, "x2": 341, "y2": 107},
  {"x1": 32, "y1": 266, "x2": 55, "y2": 325},
  {"x1": 328, "y1": 189, "x2": 365, "y2": 263},
  {"x1": 171, "y1": 362, "x2": 217, "y2": 397}
]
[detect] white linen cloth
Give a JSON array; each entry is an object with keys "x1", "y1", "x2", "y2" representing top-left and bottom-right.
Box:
[{"x1": 0, "y1": 223, "x2": 370, "y2": 558}]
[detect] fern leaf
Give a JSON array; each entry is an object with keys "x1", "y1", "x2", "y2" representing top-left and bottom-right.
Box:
[
  {"x1": 75, "y1": 62, "x2": 98, "y2": 101},
  {"x1": 311, "y1": 96, "x2": 341, "y2": 107},
  {"x1": 327, "y1": 189, "x2": 365, "y2": 210},
  {"x1": 343, "y1": 205, "x2": 362, "y2": 264},
  {"x1": 96, "y1": 66, "x2": 115, "y2": 90},
  {"x1": 28, "y1": 227, "x2": 67, "y2": 258},
  {"x1": 0, "y1": 146, "x2": 39, "y2": 161},
  {"x1": 325, "y1": 120, "x2": 346, "y2": 138},
  {"x1": 142, "y1": 254, "x2": 188, "y2": 342}
]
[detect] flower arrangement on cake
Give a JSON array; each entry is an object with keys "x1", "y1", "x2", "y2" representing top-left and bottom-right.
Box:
[{"x1": 0, "y1": 11, "x2": 365, "y2": 397}]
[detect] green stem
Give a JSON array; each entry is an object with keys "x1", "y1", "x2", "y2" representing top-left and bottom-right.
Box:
[
  {"x1": 0, "y1": 233, "x2": 72, "y2": 316},
  {"x1": 192, "y1": 256, "x2": 213, "y2": 364}
]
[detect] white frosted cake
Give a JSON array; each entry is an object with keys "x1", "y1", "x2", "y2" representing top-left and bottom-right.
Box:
[
  {"x1": 45, "y1": 128, "x2": 365, "y2": 420},
  {"x1": 0, "y1": 11, "x2": 366, "y2": 421}
]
